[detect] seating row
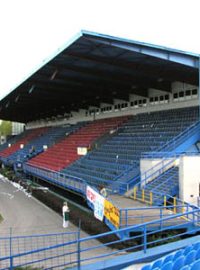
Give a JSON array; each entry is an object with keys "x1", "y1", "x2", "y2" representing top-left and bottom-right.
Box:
[{"x1": 141, "y1": 242, "x2": 200, "y2": 270}]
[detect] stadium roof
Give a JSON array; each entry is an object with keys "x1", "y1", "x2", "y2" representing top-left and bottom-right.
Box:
[{"x1": 0, "y1": 30, "x2": 199, "y2": 123}]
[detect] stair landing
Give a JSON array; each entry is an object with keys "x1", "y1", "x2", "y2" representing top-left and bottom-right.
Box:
[{"x1": 108, "y1": 195, "x2": 191, "y2": 231}]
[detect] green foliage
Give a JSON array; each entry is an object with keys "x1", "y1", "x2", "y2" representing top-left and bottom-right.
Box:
[
  {"x1": 0, "y1": 167, "x2": 15, "y2": 179},
  {"x1": 0, "y1": 214, "x2": 3, "y2": 223},
  {"x1": 148, "y1": 230, "x2": 182, "y2": 248},
  {"x1": 0, "y1": 120, "x2": 12, "y2": 136}
]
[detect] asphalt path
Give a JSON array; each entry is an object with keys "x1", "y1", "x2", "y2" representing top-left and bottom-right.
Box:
[
  {"x1": 0, "y1": 174, "x2": 66, "y2": 235},
  {"x1": 0, "y1": 174, "x2": 145, "y2": 269}
]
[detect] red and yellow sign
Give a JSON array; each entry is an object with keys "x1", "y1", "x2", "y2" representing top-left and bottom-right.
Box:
[{"x1": 104, "y1": 199, "x2": 120, "y2": 228}]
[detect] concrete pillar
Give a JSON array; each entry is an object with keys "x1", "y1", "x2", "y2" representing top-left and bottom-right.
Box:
[{"x1": 179, "y1": 155, "x2": 200, "y2": 206}]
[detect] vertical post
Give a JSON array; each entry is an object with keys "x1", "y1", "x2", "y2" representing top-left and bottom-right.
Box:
[
  {"x1": 77, "y1": 220, "x2": 81, "y2": 270},
  {"x1": 182, "y1": 203, "x2": 185, "y2": 214},
  {"x1": 187, "y1": 204, "x2": 189, "y2": 219},
  {"x1": 160, "y1": 208, "x2": 163, "y2": 230},
  {"x1": 143, "y1": 225, "x2": 147, "y2": 253},
  {"x1": 142, "y1": 189, "x2": 145, "y2": 202},
  {"x1": 126, "y1": 209, "x2": 128, "y2": 227},
  {"x1": 192, "y1": 209, "x2": 195, "y2": 225},
  {"x1": 119, "y1": 209, "x2": 121, "y2": 228},
  {"x1": 173, "y1": 197, "x2": 177, "y2": 214},
  {"x1": 9, "y1": 227, "x2": 13, "y2": 270},
  {"x1": 150, "y1": 192, "x2": 153, "y2": 205},
  {"x1": 164, "y1": 196, "x2": 167, "y2": 208},
  {"x1": 133, "y1": 187, "x2": 137, "y2": 200}
]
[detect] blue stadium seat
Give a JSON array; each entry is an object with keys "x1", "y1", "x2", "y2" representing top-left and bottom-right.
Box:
[
  {"x1": 173, "y1": 249, "x2": 184, "y2": 261},
  {"x1": 184, "y1": 250, "x2": 196, "y2": 265},
  {"x1": 151, "y1": 258, "x2": 163, "y2": 269},
  {"x1": 161, "y1": 261, "x2": 173, "y2": 270},
  {"x1": 180, "y1": 266, "x2": 190, "y2": 270},
  {"x1": 183, "y1": 246, "x2": 193, "y2": 255},
  {"x1": 162, "y1": 254, "x2": 174, "y2": 265},
  {"x1": 195, "y1": 247, "x2": 200, "y2": 260},
  {"x1": 191, "y1": 259, "x2": 200, "y2": 270},
  {"x1": 172, "y1": 255, "x2": 185, "y2": 270},
  {"x1": 193, "y1": 242, "x2": 200, "y2": 250}
]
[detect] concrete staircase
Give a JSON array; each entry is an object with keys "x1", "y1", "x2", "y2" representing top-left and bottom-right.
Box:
[{"x1": 133, "y1": 166, "x2": 179, "y2": 205}]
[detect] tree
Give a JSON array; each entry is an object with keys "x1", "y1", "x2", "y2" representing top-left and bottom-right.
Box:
[{"x1": 0, "y1": 120, "x2": 12, "y2": 136}]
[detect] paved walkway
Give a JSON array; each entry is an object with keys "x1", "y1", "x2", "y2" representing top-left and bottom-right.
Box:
[
  {"x1": 0, "y1": 175, "x2": 111, "y2": 269},
  {"x1": 0, "y1": 174, "x2": 147, "y2": 269}
]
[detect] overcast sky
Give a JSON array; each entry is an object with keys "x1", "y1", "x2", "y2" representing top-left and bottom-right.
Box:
[{"x1": 0, "y1": 0, "x2": 199, "y2": 101}]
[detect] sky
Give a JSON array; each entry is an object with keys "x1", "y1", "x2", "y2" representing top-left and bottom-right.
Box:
[{"x1": 0, "y1": 0, "x2": 199, "y2": 101}]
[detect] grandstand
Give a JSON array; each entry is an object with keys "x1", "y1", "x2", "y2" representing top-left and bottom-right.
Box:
[{"x1": 0, "y1": 30, "x2": 200, "y2": 269}]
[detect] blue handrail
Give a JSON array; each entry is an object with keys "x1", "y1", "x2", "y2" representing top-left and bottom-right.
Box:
[
  {"x1": 153, "y1": 121, "x2": 200, "y2": 153},
  {"x1": 128, "y1": 156, "x2": 177, "y2": 191},
  {"x1": 1, "y1": 208, "x2": 200, "y2": 269}
]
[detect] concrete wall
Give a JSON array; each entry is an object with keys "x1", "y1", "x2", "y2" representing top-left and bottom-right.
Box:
[
  {"x1": 140, "y1": 155, "x2": 200, "y2": 206},
  {"x1": 179, "y1": 155, "x2": 200, "y2": 206},
  {"x1": 12, "y1": 122, "x2": 25, "y2": 135},
  {"x1": 140, "y1": 158, "x2": 178, "y2": 186}
]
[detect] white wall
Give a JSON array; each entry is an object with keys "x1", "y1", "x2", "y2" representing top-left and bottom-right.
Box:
[
  {"x1": 12, "y1": 122, "x2": 25, "y2": 135},
  {"x1": 179, "y1": 155, "x2": 200, "y2": 206},
  {"x1": 140, "y1": 158, "x2": 178, "y2": 186}
]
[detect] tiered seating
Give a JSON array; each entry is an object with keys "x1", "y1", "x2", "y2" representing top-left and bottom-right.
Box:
[
  {"x1": 5, "y1": 125, "x2": 76, "y2": 164},
  {"x1": 0, "y1": 132, "x2": 25, "y2": 152},
  {"x1": 28, "y1": 116, "x2": 127, "y2": 171},
  {"x1": 61, "y1": 107, "x2": 198, "y2": 188},
  {"x1": 135, "y1": 166, "x2": 179, "y2": 205},
  {"x1": 141, "y1": 242, "x2": 200, "y2": 270},
  {"x1": 0, "y1": 127, "x2": 49, "y2": 159}
]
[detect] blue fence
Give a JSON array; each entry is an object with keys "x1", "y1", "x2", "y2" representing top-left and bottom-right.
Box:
[
  {"x1": 0, "y1": 230, "x2": 79, "y2": 269},
  {"x1": 23, "y1": 163, "x2": 130, "y2": 196},
  {"x1": 119, "y1": 204, "x2": 198, "y2": 230},
  {"x1": 24, "y1": 164, "x2": 87, "y2": 195},
  {"x1": 1, "y1": 208, "x2": 200, "y2": 270}
]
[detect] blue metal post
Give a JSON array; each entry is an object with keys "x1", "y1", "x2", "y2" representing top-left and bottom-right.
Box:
[
  {"x1": 143, "y1": 225, "x2": 147, "y2": 253},
  {"x1": 126, "y1": 209, "x2": 128, "y2": 227},
  {"x1": 77, "y1": 220, "x2": 81, "y2": 270},
  {"x1": 119, "y1": 209, "x2": 122, "y2": 228},
  {"x1": 160, "y1": 208, "x2": 163, "y2": 230},
  {"x1": 9, "y1": 227, "x2": 13, "y2": 270},
  {"x1": 192, "y1": 210, "x2": 195, "y2": 225}
]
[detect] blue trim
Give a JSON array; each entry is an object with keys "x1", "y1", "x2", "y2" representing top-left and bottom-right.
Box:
[{"x1": 81, "y1": 30, "x2": 199, "y2": 58}]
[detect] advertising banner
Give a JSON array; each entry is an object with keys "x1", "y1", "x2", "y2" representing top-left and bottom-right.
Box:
[
  {"x1": 77, "y1": 147, "x2": 88, "y2": 155},
  {"x1": 104, "y1": 199, "x2": 120, "y2": 228},
  {"x1": 86, "y1": 186, "x2": 104, "y2": 221}
]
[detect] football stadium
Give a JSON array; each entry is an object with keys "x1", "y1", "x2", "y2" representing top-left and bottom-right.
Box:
[{"x1": 0, "y1": 30, "x2": 200, "y2": 269}]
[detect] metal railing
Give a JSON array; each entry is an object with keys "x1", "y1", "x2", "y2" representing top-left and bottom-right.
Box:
[
  {"x1": 148, "y1": 121, "x2": 200, "y2": 154},
  {"x1": 126, "y1": 156, "x2": 177, "y2": 195},
  {"x1": 1, "y1": 208, "x2": 200, "y2": 270},
  {"x1": 119, "y1": 202, "x2": 197, "y2": 228},
  {"x1": 24, "y1": 163, "x2": 87, "y2": 194},
  {"x1": 23, "y1": 163, "x2": 132, "y2": 195}
]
